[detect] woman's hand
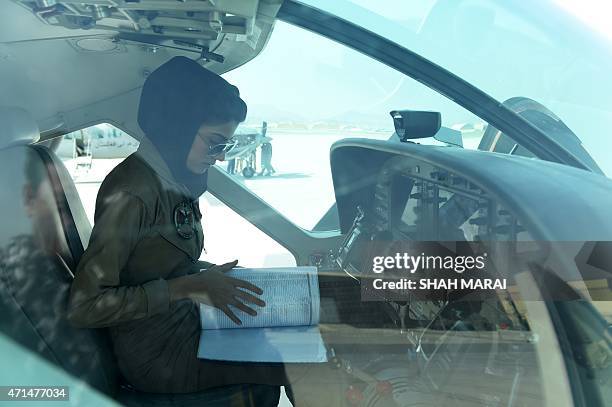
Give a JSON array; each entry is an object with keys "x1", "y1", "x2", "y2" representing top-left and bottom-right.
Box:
[{"x1": 168, "y1": 260, "x2": 265, "y2": 325}]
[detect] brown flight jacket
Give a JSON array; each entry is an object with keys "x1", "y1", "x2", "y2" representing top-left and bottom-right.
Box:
[{"x1": 67, "y1": 137, "x2": 287, "y2": 393}]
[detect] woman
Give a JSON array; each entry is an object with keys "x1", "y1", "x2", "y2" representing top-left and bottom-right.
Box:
[{"x1": 67, "y1": 57, "x2": 288, "y2": 403}]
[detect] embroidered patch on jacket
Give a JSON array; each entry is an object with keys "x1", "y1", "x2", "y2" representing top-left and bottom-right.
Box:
[{"x1": 173, "y1": 201, "x2": 196, "y2": 239}]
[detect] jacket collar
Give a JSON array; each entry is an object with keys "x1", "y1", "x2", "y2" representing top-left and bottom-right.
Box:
[{"x1": 135, "y1": 136, "x2": 192, "y2": 196}]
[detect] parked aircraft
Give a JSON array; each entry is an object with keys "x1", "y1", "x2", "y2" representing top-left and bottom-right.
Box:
[
  {"x1": 225, "y1": 121, "x2": 273, "y2": 178},
  {"x1": 54, "y1": 125, "x2": 139, "y2": 159}
]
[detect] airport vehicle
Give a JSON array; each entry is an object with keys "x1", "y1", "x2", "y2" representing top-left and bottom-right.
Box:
[{"x1": 1, "y1": 1, "x2": 611, "y2": 406}]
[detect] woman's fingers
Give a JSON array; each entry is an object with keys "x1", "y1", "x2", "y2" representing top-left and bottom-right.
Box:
[
  {"x1": 234, "y1": 289, "x2": 266, "y2": 307},
  {"x1": 228, "y1": 277, "x2": 263, "y2": 295},
  {"x1": 231, "y1": 299, "x2": 258, "y2": 316},
  {"x1": 218, "y1": 260, "x2": 239, "y2": 272},
  {"x1": 219, "y1": 304, "x2": 242, "y2": 325}
]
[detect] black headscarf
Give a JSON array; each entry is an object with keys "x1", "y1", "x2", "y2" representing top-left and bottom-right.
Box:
[{"x1": 137, "y1": 56, "x2": 246, "y2": 198}]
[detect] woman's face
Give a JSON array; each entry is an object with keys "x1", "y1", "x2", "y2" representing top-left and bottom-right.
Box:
[{"x1": 186, "y1": 121, "x2": 238, "y2": 174}]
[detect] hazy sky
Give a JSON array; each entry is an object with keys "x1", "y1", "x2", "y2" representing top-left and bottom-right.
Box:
[
  {"x1": 224, "y1": 0, "x2": 612, "y2": 173},
  {"x1": 554, "y1": 0, "x2": 612, "y2": 40}
]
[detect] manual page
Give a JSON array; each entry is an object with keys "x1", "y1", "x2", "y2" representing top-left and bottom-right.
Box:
[{"x1": 197, "y1": 267, "x2": 327, "y2": 363}]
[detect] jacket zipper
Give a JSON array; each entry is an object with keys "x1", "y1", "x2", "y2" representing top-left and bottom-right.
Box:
[{"x1": 159, "y1": 233, "x2": 199, "y2": 264}]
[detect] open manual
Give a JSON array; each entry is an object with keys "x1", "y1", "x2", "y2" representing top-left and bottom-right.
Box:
[{"x1": 197, "y1": 267, "x2": 328, "y2": 363}]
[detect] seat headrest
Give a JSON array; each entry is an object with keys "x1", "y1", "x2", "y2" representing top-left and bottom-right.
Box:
[{"x1": 0, "y1": 107, "x2": 39, "y2": 148}]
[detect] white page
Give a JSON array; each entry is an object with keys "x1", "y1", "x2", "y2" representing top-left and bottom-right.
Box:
[
  {"x1": 197, "y1": 267, "x2": 327, "y2": 363},
  {"x1": 198, "y1": 326, "x2": 328, "y2": 363},
  {"x1": 200, "y1": 267, "x2": 320, "y2": 329}
]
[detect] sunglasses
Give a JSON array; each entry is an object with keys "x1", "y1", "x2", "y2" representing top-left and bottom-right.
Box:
[{"x1": 207, "y1": 138, "x2": 237, "y2": 157}]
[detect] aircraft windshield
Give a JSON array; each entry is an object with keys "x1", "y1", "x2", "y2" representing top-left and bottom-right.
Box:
[{"x1": 301, "y1": 0, "x2": 612, "y2": 176}]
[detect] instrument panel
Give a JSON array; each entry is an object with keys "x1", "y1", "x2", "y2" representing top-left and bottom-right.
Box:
[
  {"x1": 325, "y1": 138, "x2": 612, "y2": 405},
  {"x1": 335, "y1": 154, "x2": 529, "y2": 280}
]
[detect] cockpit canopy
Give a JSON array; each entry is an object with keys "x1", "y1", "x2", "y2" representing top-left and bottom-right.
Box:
[{"x1": 2, "y1": 0, "x2": 281, "y2": 135}]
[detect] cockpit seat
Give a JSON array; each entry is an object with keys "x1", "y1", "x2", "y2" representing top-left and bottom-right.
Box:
[
  {"x1": 0, "y1": 106, "x2": 119, "y2": 397},
  {"x1": 0, "y1": 107, "x2": 266, "y2": 406}
]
